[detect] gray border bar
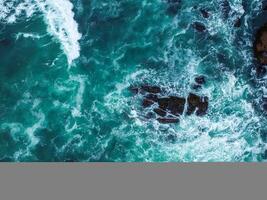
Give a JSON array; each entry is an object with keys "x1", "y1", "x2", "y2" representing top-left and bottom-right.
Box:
[{"x1": 0, "y1": 163, "x2": 266, "y2": 200}]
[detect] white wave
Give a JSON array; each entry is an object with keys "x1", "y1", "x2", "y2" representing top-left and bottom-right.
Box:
[
  {"x1": 35, "y1": 0, "x2": 82, "y2": 65},
  {"x1": 0, "y1": 0, "x2": 82, "y2": 65}
]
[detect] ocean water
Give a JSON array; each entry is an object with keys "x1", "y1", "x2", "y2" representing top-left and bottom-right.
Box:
[{"x1": 0, "y1": 0, "x2": 267, "y2": 162}]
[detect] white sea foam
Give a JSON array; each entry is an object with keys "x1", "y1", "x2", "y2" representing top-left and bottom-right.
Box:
[
  {"x1": 35, "y1": 0, "x2": 82, "y2": 65},
  {"x1": 70, "y1": 75, "x2": 86, "y2": 117},
  {"x1": 0, "y1": 0, "x2": 82, "y2": 65},
  {"x1": 0, "y1": 0, "x2": 36, "y2": 23},
  {"x1": 16, "y1": 32, "x2": 42, "y2": 40}
]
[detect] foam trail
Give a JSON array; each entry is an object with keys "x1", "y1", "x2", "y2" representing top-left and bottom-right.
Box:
[
  {"x1": 71, "y1": 75, "x2": 86, "y2": 117},
  {"x1": 16, "y1": 32, "x2": 42, "y2": 40},
  {"x1": 35, "y1": 0, "x2": 82, "y2": 65}
]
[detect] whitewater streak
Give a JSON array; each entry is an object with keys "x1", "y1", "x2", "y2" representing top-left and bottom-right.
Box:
[
  {"x1": 0, "y1": 0, "x2": 82, "y2": 65},
  {"x1": 35, "y1": 0, "x2": 82, "y2": 65}
]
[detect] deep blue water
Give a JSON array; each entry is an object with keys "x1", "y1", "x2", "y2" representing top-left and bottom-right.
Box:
[{"x1": 0, "y1": 0, "x2": 267, "y2": 162}]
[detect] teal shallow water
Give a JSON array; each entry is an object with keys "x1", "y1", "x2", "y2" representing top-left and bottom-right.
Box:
[{"x1": 0, "y1": 0, "x2": 267, "y2": 161}]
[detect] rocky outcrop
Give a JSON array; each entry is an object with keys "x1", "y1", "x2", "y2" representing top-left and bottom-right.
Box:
[
  {"x1": 130, "y1": 85, "x2": 209, "y2": 124},
  {"x1": 254, "y1": 24, "x2": 267, "y2": 65},
  {"x1": 187, "y1": 93, "x2": 209, "y2": 116}
]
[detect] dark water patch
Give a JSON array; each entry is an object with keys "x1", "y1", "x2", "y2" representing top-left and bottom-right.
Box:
[{"x1": 165, "y1": 0, "x2": 182, "y2": 15}]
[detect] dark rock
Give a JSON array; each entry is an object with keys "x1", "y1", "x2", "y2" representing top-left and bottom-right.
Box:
[
  {"x1": 193, "y1": 22, "x2": 206, "y2": 32},
  {"x1": 195, "y1": 75, "x2": 206, "y2": 85},
  {"x1": 168, "y1": 96, "x2": 186, "y2": 115},
  {"x1": 156, "y1": 96, "x2": 186, "y2": 116},
  {"x1": 157, "y1": 118, "x2": 180, "y2": 124},
  {"x1": 154, "y1": 108, "x2": 167, "y2": 117},
  {"x1": 146, "y1": 112, "x2": 155, "y2": 119},
  {"x1": 196, "y1": 96, "x2": 209, "y2": 116},
  {"x1": 263, "y1": 103, "x2": 267, "y2": 111},
  {"x1": 145, "y1": 94, "x2": 158, "y2": 102},
  {"x1": 200, "y1": 9, "x2": 210, "y2": 18},
  {"x1": 186, "y1": 93, "x2": 209, "y2": 116},
  {"x1": 142, "y1": 99, "x2": 155, "y2": 108},
  {"x1": 166, "y1": 0, "x2": 182, "y2": 15},
  {"x1": 158, "y1": 98, "x2": 170, "y2": 110},
  {"x1": 141, "y1": 85, "x2": 161, "y2": 94},
  {"x1": 234, "y1": 18, "x2": 241, "y2": 28},
  {"x1": 192, "y1": 84, "x2": 202, "y2": 90},
  {"x1": 130, "y1": 85, "x2": 209, "y2": 124},
  {"x1": 187, "y1": 93, "x2": 199, "y2": 115},
  {"x1": 254, "y1": 24, "x2": 267, "y2": 65},
  {"x1": 142, "y1": 94, "x2": 158, "y2": 108}
]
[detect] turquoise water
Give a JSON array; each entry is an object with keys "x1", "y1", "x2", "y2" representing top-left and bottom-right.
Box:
[{"x1": 0, "y1": 0, "x2": 266, "y2": 162}]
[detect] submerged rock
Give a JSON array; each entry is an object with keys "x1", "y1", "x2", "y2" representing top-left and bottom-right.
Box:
[
  {"x1": 193, "y1": 22, "x2": 206, "y2": 32},
  {"x1": 129, "y1": 86, "x2": 139, "y2": 94},
  {"x1": 129, "y1": 85, "x2": 161, "y2": 94},
  {"x1": 192, "y1": 84, "x2": 202, "y2": 90},
  {"x1": 234, "y1": 18, "x2": 242, "y2": 28},
  {"x1": 141, "y1": 85, "x2": 161, "y2": 94},
  {"x1": 262, "y1": 96, "x2": 267, "y2": 112},
  {"x1": 217, "y1": 53, "x2": 227, "y2": 63},
  {"x1": 157, "y1": 118, "x2": 180, "y2": 124},
  {"x1": 256, "y1": 65, "x2": 267, "y2": 77},
  {"x1": 0, "y1": 38, "x2": 12, "y2": 47},
  {"x1": 220, "y1": 0, "x2": 231, "y2": 19},
  {"x1": 200, "y1": 9, "x2": 210, "y2": 18},
  {"x1": 145, "y1": 94, "x2": 158, "y2": 101},
  {"x1": 195, "y1": 75, "x2": 206, "y2": 85},
  {"x1": 166, "y1": 0, "x2": 182, "y2": 15},
  {"x1": 254, "y1": 24, "x2": 267, "y2": 65}
]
